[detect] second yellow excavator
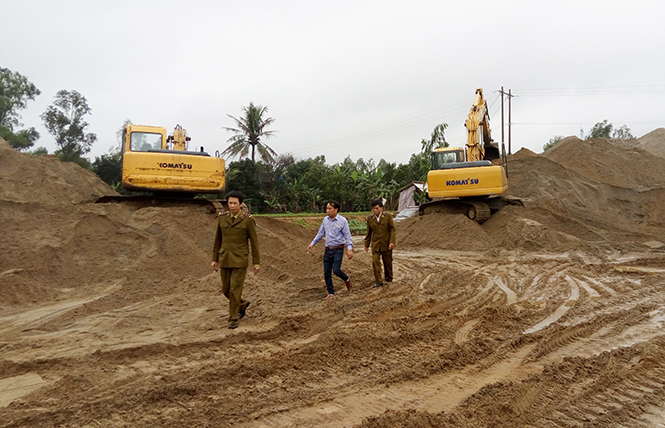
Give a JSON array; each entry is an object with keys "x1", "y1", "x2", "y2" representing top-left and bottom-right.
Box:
[{"x1": 420, "y1": 88, "x2": 521, "y2": 223}]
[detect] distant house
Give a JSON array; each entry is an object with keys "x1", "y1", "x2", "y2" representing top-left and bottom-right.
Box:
[{"x1": 397, "y1": 181, "x2": 425, "y2": 212}]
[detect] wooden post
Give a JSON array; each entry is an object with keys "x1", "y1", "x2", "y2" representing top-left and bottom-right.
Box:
[
  {"x1": 508, "y1": 89, "x2": 512, "y2": 155},
  {"x1": 501, "y1": 86, "x2": 505, "y2": 153}
]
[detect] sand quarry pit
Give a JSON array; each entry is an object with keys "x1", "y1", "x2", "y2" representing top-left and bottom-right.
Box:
[{"x1": 2, "y1": 130, "x2": 665, "y2": 427}]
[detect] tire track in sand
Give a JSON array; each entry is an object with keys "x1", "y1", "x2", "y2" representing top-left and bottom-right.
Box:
[
  {"x1": 240, "y1": 343, "x2": 539, "y2": 428},
  {"x1": 524, "y1": 274, "x2": 580, "y2": 334},
  {"x1": 455, "y1": 319, "x2": 480, "y2": 344},
  {"x1": 493, "y1": 277, "x2": 517, "y2": 305}
]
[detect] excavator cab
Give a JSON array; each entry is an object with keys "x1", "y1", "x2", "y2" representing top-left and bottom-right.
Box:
[
  {"x1": 128, "y1": 128, "x2": 164, "y2": 152},
  {"x1": 431, "y1": 147, "x2": 466, "y2": 170}
]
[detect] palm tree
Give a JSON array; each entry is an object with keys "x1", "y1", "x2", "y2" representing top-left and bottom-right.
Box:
[{"x1": 222, "y1": 102, "x2": 277, "y2": 163}]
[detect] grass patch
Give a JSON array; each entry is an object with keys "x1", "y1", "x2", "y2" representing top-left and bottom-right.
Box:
[
  {"x1": 257, "y1": 211, "x2": 370, "y2": 217},
  {"x1": 348, "y1": 219, "x2": 367, "y2": 235},
  {"x1": 255, "y1": 212, "x2": 371, "y2": 235}
]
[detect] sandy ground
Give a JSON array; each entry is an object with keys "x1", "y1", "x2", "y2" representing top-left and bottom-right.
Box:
[{"x1": 1, "y1": 131, "x2": 665, "y2": 427}]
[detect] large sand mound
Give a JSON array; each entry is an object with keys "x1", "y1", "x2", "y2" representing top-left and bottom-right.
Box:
[
  {"x1": 0, "y1": 138, "x2": 116, "y2": 204},
  {"x1": 543, "y1": 135, "x2": 665, "y2": 189},
  {"x1": 505, "y1": 136, "x2": 665, "y2": 244}
]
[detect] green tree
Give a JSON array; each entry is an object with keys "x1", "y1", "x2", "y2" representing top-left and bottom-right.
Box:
[
  {"x1": 0, "y1": 67, "x2": 41, "y2": 151},
  {"x1": 41, "y1": 90, "x2": 97, "y2": 166},
  {"x1": 408, "y1": 151, "x2": 431, "y2": 182},
  {"x1": 0, "y1": 127, "x2": 40, "y2": 151},
  {"x1": 30, "y1": 146, "x2": 48, "y2": 156},
  {"x1": 92, "y1": 119, "x2": 131, "y2": 186},
  {"x1": 586, "y1": 120, "x2": 634, "y2": 140},
  {"x1": 356, "y1": 168, "x2": 399, "y2": 210},
  {"x1": 223, "y1": 102, "x2": 277, "y2": 163},
  {"x1": 612, "y1": 125, "x2": 634, "y2": 140},
  {"x1": 586, "y1": 120, "x2": 612, "y2": 139},
  {"x1": 224, "y1": 150, "x2": 446, "y2": 214},
  {"x1": 92, "y1": 150, "x2": 122, "y2": 185},
  {"x1": 543, "y1": 135, "x2": 563, "y2": 151},
  {"x1": 280, "y1": 155, "x2": 330, "y2": 212},
  {"x1": 225, "y1": 159, "x2": 276, "y2": 212},
  {"x1": 420, "y1": 123, "x2": 448, "y2": 153}
]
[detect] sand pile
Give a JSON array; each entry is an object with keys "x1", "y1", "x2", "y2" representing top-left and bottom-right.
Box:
[
  {"x1": 0, "y1": 202, "x2": 217, "y2": 309},
  {"x1": 0, "y1": 138, "x2": 116, "y2": 204},
  {"x1": 0, "y1": 140, "x2": 214, "y2": 308},
  {"x1": 636, "y1": 127, "x2": 665, "y2": 159},
  {"x1": 543, "y1": 135, "x2": 665, "y2": 189},
  {"x1": 397, "y1": 214, "x2": 493, "y2": 251},
  {"x1": 507, "y1": 136, "x2": 665, "y2": 240}
]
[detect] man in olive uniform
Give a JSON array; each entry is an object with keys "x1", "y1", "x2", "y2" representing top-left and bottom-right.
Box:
[
  {"x1": 364, "y1": 199, "x2": 396, "y2": 287},
  {"x1": 211, "y1": 191, "x2": 260, "y2": 329}
]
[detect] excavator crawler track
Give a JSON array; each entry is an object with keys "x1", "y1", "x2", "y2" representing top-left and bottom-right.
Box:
[
  {"x1": 467, "y1": 202, "x2": 491, "y2": 222},
  {"x1": 419, "y1": 195, "x2": 522, "y2": 224}
]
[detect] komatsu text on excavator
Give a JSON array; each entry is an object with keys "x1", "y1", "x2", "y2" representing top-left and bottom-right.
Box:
[
  {"x1": 420, "y1": 88, "x2": 521, "y2": 223},
  {"x1": 96, "y1": 124, "x2": 227, "y2": 212}
]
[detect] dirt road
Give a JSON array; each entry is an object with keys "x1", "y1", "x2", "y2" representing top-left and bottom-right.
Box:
[{"x1": 2, "y1": 241, "x2": 665, "y2": 427}]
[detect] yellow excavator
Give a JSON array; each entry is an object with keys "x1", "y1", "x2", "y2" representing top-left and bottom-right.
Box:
[
  {"x1": 420, "y1": 88, "x2": 521, "y2": 223},
  {"x1": 96, "y1": 124, "x2": 226, "y2": 211}
]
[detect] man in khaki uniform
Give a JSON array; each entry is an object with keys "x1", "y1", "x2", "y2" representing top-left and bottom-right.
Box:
[
  {"x1": 364, "y1": 199, "x2": 396, "y2": 287},
  {"x1": 211, "y1": 191, "x2": 260, "y2": 329}
]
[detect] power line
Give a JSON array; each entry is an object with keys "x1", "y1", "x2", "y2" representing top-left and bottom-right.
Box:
[
  {"x1": 289, "y1": 84, "x2": 664, "y2": 158},
  {"x1": 515, "y1": 85, "x2": 665, "y2": 96},
  {"x1": 513, "y1": 120, "x2": 664, "y2": 126}
]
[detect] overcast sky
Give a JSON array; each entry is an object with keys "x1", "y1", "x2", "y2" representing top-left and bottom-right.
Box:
[{"x1": 2, "y1": 0, "x2": 664, "y2": 166}]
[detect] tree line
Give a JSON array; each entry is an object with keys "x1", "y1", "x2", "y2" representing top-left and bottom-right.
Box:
[
  {"x1": 224, "y1": 154, "x2": 430, "y2": 213},
  {"x1": 1, "y1": 67, "x2": 97, "y2": 167}
]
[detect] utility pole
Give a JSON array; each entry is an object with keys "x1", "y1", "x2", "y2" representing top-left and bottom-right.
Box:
[
  {"x1": 501, "y1": 86, "x2": 505, "y2": 155},
  {"x1": 498, "y1": 87, "x2": 515, "y2": 155},
  {"x1": 508, "y1": 89, "x2": 512, "y2": 155}
]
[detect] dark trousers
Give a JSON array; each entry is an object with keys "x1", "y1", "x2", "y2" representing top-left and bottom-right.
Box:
[
  {"x1": 372, "y1": 250, "x2": 393, "y2": 283},
  {"x1": 323, "y1": 247, "x2": 348, "y2": 295},
  {"x1": 220, "y1": 267, "x2": 248, "y2": 323}
]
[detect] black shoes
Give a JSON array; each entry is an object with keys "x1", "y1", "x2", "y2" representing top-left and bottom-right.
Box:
[
  {"x1": 373, "y1": 282, "x2": 384, "y2": 288},
  {"x1": 239, "y1": 302, "x2": 250, "y2": 319},
  {"x1": 229, "y1": 301, "x2": 250, "y2": 329}
]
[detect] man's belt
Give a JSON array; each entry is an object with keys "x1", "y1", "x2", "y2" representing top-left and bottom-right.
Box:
[{"x1": 325, "y1": 244, "x2": 346, "y2": 250}]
